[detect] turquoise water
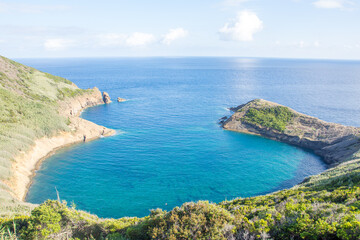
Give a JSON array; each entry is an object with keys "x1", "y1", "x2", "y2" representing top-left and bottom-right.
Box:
[{"x1": 22, "y1": 58, "x2": 360, "y2": 218}]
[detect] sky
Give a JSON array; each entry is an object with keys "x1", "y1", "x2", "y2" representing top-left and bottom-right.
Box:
[{"x1": 0, "y1": 0, "x2": 359, "y2": 59}]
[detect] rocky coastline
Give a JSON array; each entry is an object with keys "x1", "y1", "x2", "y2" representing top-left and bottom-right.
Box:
[
  {"x1": 222, "y1": 99, "x2": 360, "y2": 165},
  {"x1": 4, "y1": 88, "x2": 116, "y2": 201}
]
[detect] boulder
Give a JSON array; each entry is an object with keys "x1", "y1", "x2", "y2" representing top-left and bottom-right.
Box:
[
  {"x1": 117, "y1": 97, "x2": 126, "y2": 102},
  {"x1": 102, "y1": 92, "x2": 112, "y2": 104}
]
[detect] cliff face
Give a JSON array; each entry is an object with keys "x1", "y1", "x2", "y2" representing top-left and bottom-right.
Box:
[
  {"x1": 0, "y1": 56, "x2": 115, "y2": 214},
  {"x1": 5, "y1": 90, "x2": 115, "y2": 201},
  {"x1": 222, "y1": 99, "x2": 360, "y2": 165}
]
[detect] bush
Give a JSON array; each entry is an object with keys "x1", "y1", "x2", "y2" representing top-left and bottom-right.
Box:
[{"x1": 242, "y1": 106, "x2": 294, "y2": 132}]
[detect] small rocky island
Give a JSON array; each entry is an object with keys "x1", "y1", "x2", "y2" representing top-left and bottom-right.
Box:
[{"x1": 222, "y1": 99, "x2": 360, "y2": 165}]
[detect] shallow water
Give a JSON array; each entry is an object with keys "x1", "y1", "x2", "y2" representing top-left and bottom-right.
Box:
[{"x1": 22, "y1": 57, "x2": 360, "y2": 218}]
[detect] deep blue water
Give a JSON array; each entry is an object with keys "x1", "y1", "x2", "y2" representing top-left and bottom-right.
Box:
[{"x1": 21, "y1": 57, "x2": 360, "y2": 218}]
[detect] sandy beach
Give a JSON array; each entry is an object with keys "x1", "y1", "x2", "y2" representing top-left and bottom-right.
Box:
[{"x1": 3, "y1": 88, "x2": 116, "y2": 201}]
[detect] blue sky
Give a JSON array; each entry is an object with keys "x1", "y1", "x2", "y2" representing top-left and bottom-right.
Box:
[{"x1": 0, "y1": 0, "x2": 359, "y2": 59}]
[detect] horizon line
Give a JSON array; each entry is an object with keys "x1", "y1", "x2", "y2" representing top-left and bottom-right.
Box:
[{"x1": 10, "y1": 55, "x2": 360, "y2": 62}]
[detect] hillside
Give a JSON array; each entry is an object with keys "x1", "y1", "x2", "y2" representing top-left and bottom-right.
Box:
[{"x1": 0, "y1": 56, "x2": 115, "y2": 216}]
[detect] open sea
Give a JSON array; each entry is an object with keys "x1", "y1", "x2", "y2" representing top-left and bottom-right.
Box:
[{"x1": 20, "y1": 57, "x2": 360, "y2": 218}]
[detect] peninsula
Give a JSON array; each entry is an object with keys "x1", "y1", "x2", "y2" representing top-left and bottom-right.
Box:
[
  {"x1": 222, "y1": 99, "x2": 360, "y2": 165},
  {"x1": 1, "y1": 58, "x2": 359, "y2": 239}
]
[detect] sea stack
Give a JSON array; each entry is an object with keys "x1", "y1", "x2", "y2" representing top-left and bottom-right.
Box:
[
  {"x1": 103, "y1": 92, "x2": 112, "y2": 104},
  {"x1": 117, "y1": 97, "x2": 126, "y2": 102}
]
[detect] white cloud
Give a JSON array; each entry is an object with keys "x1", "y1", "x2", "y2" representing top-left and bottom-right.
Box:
[
  {"x1": 297, "y1": 41, "x2": 305, "y2": 48},
  {"x1": 44, "y1": 39, "x2": 74, "y2": 51},
  {"x1": 125, "y1": 32, "x2": 156, "y2": 47},
  {"x1": 219, "y1": 11, "x2": 263, "y2": 42},
  {"x1": 162, "y1": 28, "x2": 188, "y2": 45},
  {"x1": 314, "y1": 41, "x2": 321, "y2": 47},
  {"x1": 312, "y1": 0, "x2": 354, "y2": 9}
]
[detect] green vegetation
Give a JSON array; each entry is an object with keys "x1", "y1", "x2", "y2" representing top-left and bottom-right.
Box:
[
  {"x1": 242, "y1": 106, "x2": 294, "y2": 132},
  {"x1": 0, "y1": 56, "x2": 92, "y2": 216},
  {"x1": 1, "y1": 160, "x2": 359, "y2": 239}
]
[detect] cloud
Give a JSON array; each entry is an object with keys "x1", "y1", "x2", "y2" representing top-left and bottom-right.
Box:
[
  {"x1": 125, "y1": 32, "x2": 156, "y2": 47},
  {"x1": 312, "y1": 0, "x2": 354, "y2": 9},
  {"x1": 162, "y1": 28, "x2": 188, "y2": 45},
  {"x1": 219, "y1": 11, "x2": 263, "y2": 42},
  {"x1": 297, "y1": 41, "x2": 305, "y2": 48},
  {"x1": 0, "y1": 2, "x2": 69, "y2": 13},
  {"x1": 44, "y1": 39, "x2": 74, "y2": 51}
]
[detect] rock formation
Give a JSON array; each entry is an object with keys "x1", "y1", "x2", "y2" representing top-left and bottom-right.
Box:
[
  {"x1": 222, "y1": 99, "x2": 360, "y2": 165},
  {"x1": 103, "y1": 92, "x2": 112, "y2": 104},
  {"x1": 117, "y1": 97, "x2": 126, "y2": 102}
]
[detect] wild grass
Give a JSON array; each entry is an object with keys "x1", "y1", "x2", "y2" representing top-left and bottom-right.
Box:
[
  {"x1": 242, "y1": 106, "x2": 294, "y2": 132},
  {"x1": 0, "y1": 56, "x2": 91, "y2": 212}
]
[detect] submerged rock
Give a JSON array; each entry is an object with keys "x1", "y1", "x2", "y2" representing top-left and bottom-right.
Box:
[
  {"x1": 103, "y1": 92, "x2": 112, "y2": 104},
  {"x1": 117, "y1": 97, "x2": 126, "y2": 102},
  {"x1": 218, "y1": 116, "x2": 228, "y2": 124}
]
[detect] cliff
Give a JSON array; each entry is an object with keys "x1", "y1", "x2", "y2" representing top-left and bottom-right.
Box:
[
  {"x1": 222, "y1": 99, "x2": 360, "y2": 165},
  {"x1": 0, "y1": 56, "x2": 115, "y2": 215}
]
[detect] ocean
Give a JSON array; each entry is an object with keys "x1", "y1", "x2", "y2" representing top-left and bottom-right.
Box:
[{"x1": 20, "y1": 57, "x2": 360, "y2": 218}]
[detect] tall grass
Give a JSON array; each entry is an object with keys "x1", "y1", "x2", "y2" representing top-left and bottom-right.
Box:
[{"x1": 0, "y1": 56, "x2": 91, "y2": 207}]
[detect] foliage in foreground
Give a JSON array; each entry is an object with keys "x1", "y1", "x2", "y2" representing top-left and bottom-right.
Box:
[
  {"x1": 242, "y1": 106, "x2": 294, "y2": 132},
  {"x1": 1, "y1": 160, "x2": 360, "y2": 239}
]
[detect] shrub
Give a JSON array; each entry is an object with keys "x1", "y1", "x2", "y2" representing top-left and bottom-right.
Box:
[{"x1": 242, "y1": 106, "x2": 294, "y2": 132}]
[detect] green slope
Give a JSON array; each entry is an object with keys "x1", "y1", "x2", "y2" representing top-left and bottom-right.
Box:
[{"x1": 0, "y1": 56, "x2": 93, "y2": 216}]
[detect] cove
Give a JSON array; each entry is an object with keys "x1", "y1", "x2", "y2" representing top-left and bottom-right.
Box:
[{"x1": 23, "y1": 57, "x2": 360, "y2": 218}]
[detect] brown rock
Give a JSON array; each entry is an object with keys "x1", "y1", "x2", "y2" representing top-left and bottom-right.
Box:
[
  {"x1": 117, "y1": 97, "x2": 126, "y2": 102},
  {"x1": 103, "y1": 92, "x2": 112, "y2": 104},
  {"x1": 222, "y1": 99, "x2": 360, "y2": 165}
]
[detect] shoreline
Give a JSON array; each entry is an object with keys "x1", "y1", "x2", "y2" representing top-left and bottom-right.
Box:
[
  {"x1": 3, "y1": 88, "x2": 116, "y2": 202},
  {"x1": 222, "y1": 99, "x2": 360, "y2": 166},
  {"x1": 23, "y1": 129, "x2": 115, "y2": 202}
]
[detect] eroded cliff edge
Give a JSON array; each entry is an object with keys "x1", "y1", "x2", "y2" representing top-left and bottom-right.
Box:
[
  {"x1": 222, "y1": 99, "x2": 360, "y2": 165},
  {"x1": 5, "y1": 88, "x2": 116, "y2": 202},
  {"x1": 0, "y1": 56, "x2": 115, "y2": 216}
]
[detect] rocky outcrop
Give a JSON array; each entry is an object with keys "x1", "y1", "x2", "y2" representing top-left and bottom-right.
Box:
[
  {"x1": 59, "y1": 87, "x2": 104, "y2": 117},
  {"x1": 222, "y1": 99, "x2": 360, "y2": 165},
  {"x1": 103, "y1": 92, "x2": 112, "y2": 104},
  {"x1": 117, "y1": 97, "x2": 126, "y2": 102},
  {"x1": 5, "y1": 90, "x2": 116, "y2": 201}
]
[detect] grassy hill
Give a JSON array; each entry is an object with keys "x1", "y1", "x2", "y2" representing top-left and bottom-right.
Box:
[
  {"x1": 0, "y1": 56, "x2": 96, "y2": 216},
  {"x1": 0, "y1": 57, "x2": 359, "y2": 239}
]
